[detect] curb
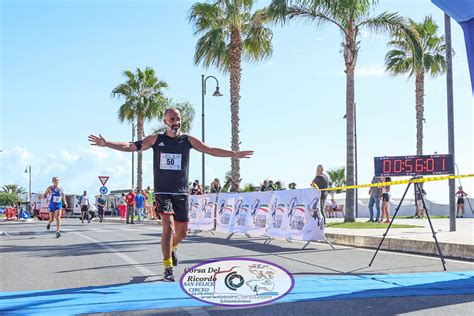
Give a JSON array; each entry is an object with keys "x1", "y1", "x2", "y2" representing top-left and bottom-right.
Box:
[{"x1": 325, "y1": 233, "x2": 473, "y2": 261}]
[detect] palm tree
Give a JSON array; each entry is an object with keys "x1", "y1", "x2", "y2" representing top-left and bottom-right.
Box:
[
  {"x1": 269, "y1": 0, "x2": 420, "y2": 222},
  {"x1": 326, "y1": 167, "x2": 346, "y2": 194},
  {"x1": 152, "y1": 101, "x2": 196, "y2": 134},
  {"x1": 2, "y1": 184, "x2": 26, "y2": 201},
  {"x1": 111, "y1": 67, "x2": 169, "y2": 190},
  {"x1": 189, "y1": 0, "x2": 273, "y2": 192},
  {"x1": 385, "y1": 16, "x2": 446, "y2": 155}
]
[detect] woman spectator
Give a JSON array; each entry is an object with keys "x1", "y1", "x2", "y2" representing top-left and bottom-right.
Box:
[
  {"x1": 118, "y1": 193, "x2": 127, "y2": 220},
  {"x1": 381, "y1": 177, "x2": 391, "y2": 223},
  {"x1": 210, "y1": 178, "x2": 222, "y2": 193}
]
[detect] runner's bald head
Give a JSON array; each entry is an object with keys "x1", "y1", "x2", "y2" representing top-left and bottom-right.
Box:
[{"x1": 164, "y1": 108, "x2": 180, "y2": 118}]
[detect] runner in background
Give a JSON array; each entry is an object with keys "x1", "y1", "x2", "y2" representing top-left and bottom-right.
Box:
[{"x1": 44, "y1": 177, "x2": 67, "y2": 238}]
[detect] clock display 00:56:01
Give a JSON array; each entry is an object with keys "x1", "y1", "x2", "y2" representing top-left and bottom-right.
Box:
[{"x1": 374, "y1": 154, "x2": 454, "y2": 176}]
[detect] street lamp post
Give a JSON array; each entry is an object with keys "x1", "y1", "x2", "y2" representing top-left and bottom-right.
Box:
[
  {"x1": 132, "y1": 123, "x2": 136, "y2": 190},
  {"x1": 201, "y1": 74, "x2": 223, "y2": 191},
  {"x1": 24, "y1": 165, "x2": 31, "y2": 212},
  {"x1": 444, "y1": 14, "x2": 456, "y2": 232}
]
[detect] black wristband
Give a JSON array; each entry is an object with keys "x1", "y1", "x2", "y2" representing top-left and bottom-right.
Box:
[{"x1": 133, "y1": 140, "x2": 143, "y2": 151}]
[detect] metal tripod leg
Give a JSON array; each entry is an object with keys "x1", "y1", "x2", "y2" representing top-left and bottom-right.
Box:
[
  {"x1": 418, "y1": 186, "x2": 447, "y2": 271},
  {"x1": 369, "y1": 182, "x2": 412, "y2": 267}
]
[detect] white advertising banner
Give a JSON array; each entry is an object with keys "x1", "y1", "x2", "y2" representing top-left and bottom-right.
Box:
[
  {"x1": 289, "y1": 188, "x2": 324, "y2": 241},
  {"x1": 267, "y1": 189, "x2": 324, "y2": 241},
  {"x1": 242, "y1": 191, "x2": 273, "y2": 236},
  {"x1": 216, "y1": 193, "x2": 237, "y2": 233},
  {"x1": 193, "y1": 188, "x2": 325, "y2": 241},
  {"x1": 188, "y1": 194, "x2": 217, "y2": 231},
  {"x1": 267, "y1": 190, "x2": 292, "y2": 239}
]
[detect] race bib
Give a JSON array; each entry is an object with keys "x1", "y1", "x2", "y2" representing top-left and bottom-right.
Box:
[
  {"x1": 53, "y1": 196, "x2": 61, "y2": 203},
  {"x1": 160, "y1": 153, "x2": 182, "y2": 171}
]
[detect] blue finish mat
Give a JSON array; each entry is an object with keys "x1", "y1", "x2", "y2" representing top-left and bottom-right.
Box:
[{"x1": 1, "y1": 271, "x2": 473, "y2": 315}]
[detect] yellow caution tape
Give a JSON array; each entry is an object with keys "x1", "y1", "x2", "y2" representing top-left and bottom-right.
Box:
[{"x1": 312, "y1": 173, "x2": 474, "y2": 192}]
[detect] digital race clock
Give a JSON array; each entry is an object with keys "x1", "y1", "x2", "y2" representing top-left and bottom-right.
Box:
[{"x1": 374, "y1": 154, "x2": 454, "y2": 177}]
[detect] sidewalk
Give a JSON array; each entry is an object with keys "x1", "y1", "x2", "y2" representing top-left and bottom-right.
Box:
[
  {"x1": 325, "y1": 217, "x2": 474, "y2": 260},
  {"x1": 64, "y1": 216, "x2": 474, "y2": 261}
]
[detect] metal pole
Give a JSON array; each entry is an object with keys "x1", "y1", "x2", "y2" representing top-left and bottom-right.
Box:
[
  {"x1": 445, "y1": 14, "x2": 456, "y2": 232},
  {"x1": 28, "y1": 166, "x2": 31, "y2": 212},
  {"x1": 201, "y1": 75, "x2": 206, "y2": 189},
  {"x1": 132, "y1": 123, "x2": 135, "y2": 190},
  {"x1": 354, "y1": 103, "x2": 358, "y2": 218}
]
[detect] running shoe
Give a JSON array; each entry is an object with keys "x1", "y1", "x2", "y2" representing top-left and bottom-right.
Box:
[
  {"x1": 163, "y1": 267, "x2": 175, "y2": 282},
  {"x1": 46, "y1": 223, "x2": 51, "y2": 230},
  {"x1": 56, "y1": 231, "x2": 61, "y2": 238}
]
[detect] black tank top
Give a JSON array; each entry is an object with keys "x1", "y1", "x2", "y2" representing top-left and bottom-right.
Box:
[{"x1": 152, "y1": 133, "x2": 193, "y2": 193}]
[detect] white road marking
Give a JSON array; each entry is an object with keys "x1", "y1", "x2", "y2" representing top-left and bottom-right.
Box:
[{"x1": 73, "y1": 231, "x2": 156, "y2": 276}]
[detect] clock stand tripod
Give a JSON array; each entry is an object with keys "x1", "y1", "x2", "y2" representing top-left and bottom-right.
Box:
[{"x1": 368, "y1": 180, "x2": 447, "y2": 271}]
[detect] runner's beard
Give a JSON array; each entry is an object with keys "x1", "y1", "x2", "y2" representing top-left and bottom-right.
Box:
[{"x1": 171, "y1": 125, "x2": 180, "y2": 135}]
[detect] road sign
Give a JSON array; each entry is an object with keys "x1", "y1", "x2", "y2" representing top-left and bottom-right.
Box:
[
  {"x1": 98, "y1": 176, "x2": 109, "y2": 186},
  {"x1": 100, "y1": 186, "x2": 108, "y2": 194}
]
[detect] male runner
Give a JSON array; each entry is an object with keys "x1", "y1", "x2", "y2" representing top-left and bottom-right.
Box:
[
  {"x1": 44, "y1": 177, "x2": 67, "y2": 238},
  {"x1": 88, "y1": 108, "x2": 253, "y2": 281}
]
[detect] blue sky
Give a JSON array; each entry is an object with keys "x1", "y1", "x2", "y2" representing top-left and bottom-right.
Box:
[{"x1": 1, "y1": 0, "x2": 472, "y2": 204}]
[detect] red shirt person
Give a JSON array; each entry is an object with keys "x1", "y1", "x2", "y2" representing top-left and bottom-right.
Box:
[{"x1": 125, "y1": 189, "x2": 136, "y2": 224}]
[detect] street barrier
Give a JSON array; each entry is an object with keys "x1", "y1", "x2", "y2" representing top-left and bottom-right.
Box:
[{"x1": 188, "y1": 188, "x2": 327, "y2": 244}]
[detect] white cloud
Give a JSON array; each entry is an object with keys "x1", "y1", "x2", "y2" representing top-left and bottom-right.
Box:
[
  {"x1": 356, "y1": 64, "x2": 386, "y2": 77},
  {"x1": 59, "y1": 150, "x2": 80, "y2": 162}
]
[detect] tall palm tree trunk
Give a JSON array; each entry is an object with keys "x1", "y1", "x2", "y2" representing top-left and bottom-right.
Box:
[
  {"x1": 344, "y1": 34, "x2": 357, "y2": 222},
  {"x1": 137, "y1": 115, "x2": 145, "y2": 191},
  {"x1": 229, "y1": 30, "x2": 242, "y2": 192},
  {"x1": 415, "y1": 72, "x2": 425, "y2": 155}
]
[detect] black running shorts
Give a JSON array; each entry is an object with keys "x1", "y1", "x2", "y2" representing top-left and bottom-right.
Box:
[{"x1": 156, "y1": 194, "x2": 189, "y2": 222}]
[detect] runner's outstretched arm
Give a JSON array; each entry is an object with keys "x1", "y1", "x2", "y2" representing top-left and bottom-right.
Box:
[
  {"x1": 188, "y1": 135, "x2": 253, "y2": 158},
  {"x1": 88, "y1": 134, "x2": 156, "y2": 152}
]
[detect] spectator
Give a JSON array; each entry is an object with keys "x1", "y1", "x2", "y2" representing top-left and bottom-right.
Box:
[
  {"x1": 79, "y1": 190, "x2": 90, "y2": 224},
  {"x1": 266, "y1": 180, "x2": 275, "y2": 191},
  {"x1": 381, "y1": 177, "x2": 391, "y2": 223},
  {"x1": 415, "y1": 185, "x2": 427, "y2": 219},
  {"x1": 194, "y1": 180, "x2": 204, "y2": 195},
  {"x1": 189, "y1": 182, "x2": 200, "y2": 195},
  {"x1": 260, "y1": 180, "x2": 269, "y2": 191},
  {"x1": 330, "y1": 199, "x2": 338, "y2": 218},
  {"x1": 368, "y1": 176, "x2": 382, "y2": 222},
  {"x1": 274, "y1": 181, "x2": 284, "y2": 190},
  {"x1": 135, "y1": 189, "x2": 146, "y2": 223},
  {"x1": 288, "y1": 182, "x2": 297, "y2": 190},
  {"x1": 97, "y1": 194, "x2": 106, "y2": 223},
  {"x1": 125, "y1": 189, "x2": 136, "y2": 224},
  {"x1": 210, "y1": 178, "x2": 222, "y2": 193},
  {"x1": 118, "y1": 193, "x2": 127, "y2": 220},
  {"x1": 311, "y1": 164, "x2": 329, "y2": 224},
  {"x1": 146, "y1": 186, "x2": 156, "y2": 220},
  {"x1": 455, "y1": 186, "x2": 468, "y2": 218}
]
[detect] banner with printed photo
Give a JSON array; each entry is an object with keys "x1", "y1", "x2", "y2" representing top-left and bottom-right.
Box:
[
  {"x1": 242, "y1": 191, "x2": 273, "y2": 236},
  {"x1": 267, "y1": 190, "x2": 291, "y2": 239},
  {"x1": 288, "y1": 188, "x2": 324, "y2": 241},
  {"x1": 267, "y1": 189, "x2": 324, "y2": 241},
  {"x1": 188, "y1": 195, "x2": 201, "y2": 229},
  {"x1": 215, "y1": 193, "x2": 237, "y2": 233},
  {"x1": 188, "y1": 194, "x2": 217, "y2": 231}
]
